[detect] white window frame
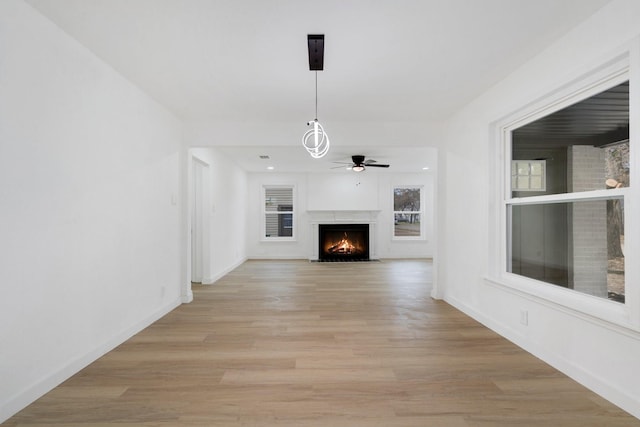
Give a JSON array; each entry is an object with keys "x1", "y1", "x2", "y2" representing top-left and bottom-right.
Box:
[
  {"x1": 392, "y1": 185, "x2": 425, "y2": 240},
  {"x1": 262, "y1": 185, "x2": 296, "y2": 242},
  {"x1": 488, "y1": 45, "x2": 640, "y2": 332}
]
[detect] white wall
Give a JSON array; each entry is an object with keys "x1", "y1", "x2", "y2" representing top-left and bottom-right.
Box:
[
  {"x1": 0, "y1": 1, "x2": 183, "y2": 422},
  {"x1": 189, "y1": 148, "x2": 248, "y2": 283},
  {"x1": 246, "y1": 171, "x2": 434, "y2": 259},
  {"x1": 435, "y1": 0, "x2": 640, "y2": 417},
  {"x1": 307, "y1": 173, "x2": 380, "y2": 211}
]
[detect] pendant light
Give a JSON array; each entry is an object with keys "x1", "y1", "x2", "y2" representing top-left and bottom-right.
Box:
[{"x1": 302, "y1": 35, "x2": 330, "y2": 159}]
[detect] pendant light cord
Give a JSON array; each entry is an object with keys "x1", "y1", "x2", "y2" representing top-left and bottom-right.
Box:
[{"x1": 315, "y1": 71, "x2": 318, "y2": 120}]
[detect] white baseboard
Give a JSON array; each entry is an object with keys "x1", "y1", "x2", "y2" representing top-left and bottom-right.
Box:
[
  {"x1": 0, "y1": 297, "x2": 182, "y2": 424},
  {"x1": 443, "y1": 294, "x2": 640, "y2": 420},
  {"x1": 202, "y1": 257, "x2": 248, "y2": 284},
  {"x1": 181, "y1": 288, "x2": 194, "y2": 303}
]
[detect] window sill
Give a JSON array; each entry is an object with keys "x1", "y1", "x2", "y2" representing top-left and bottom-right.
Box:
[
  {"x1": 392, "y1": 237, "x2": 427, "y2": 242},
  {"x1": 261, "y1": 238, "x2": 297, "y2": 243},
  {"x1": 484, "y1": 274, "x2": 640, "y2": 337}
]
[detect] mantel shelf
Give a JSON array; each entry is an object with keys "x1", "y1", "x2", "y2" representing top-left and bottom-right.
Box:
[
  {"x1": 307, "y1": 210, "x2": 381, "y2": 225},
  {"x1": 306, "y1": 210, "x2": 382, "y2": 213}
]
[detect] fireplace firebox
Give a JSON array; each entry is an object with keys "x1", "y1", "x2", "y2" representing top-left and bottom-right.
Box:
[{"x1": 319, "y1": 224, "x2": 369, "y2": 261}]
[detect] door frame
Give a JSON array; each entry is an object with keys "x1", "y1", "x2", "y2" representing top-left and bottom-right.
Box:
[{"x1": 186, "y1": 152, "x2": 211, "y2": 300}]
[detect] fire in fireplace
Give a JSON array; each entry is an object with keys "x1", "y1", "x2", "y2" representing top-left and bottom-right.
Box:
[{"x1": 319, "y1": 224, "x2": 369, "y2": 261}]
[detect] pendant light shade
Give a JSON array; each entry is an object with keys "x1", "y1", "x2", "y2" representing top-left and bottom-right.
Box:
[{"x1": 302, "y1": 119, "x2": 330, "y2": 159}]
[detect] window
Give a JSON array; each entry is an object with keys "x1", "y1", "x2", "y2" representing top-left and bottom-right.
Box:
[
  {"x1": 393, "y1": 186, "x2": 423, "y2": 238},
  {"x1": 506, "y1": 77, "x2": 629, "y2": 304},
  {"x1": 263, "y1": 186, "x2": 295, "y2": 240},
  {"x1": 490, "y1": 51, "x2": 637, "y2": 329}
]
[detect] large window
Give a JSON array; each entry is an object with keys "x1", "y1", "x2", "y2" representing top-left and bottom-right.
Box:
[
  {"x1": 263, "y1": 186, "x2": 294, "y2": 240},
  {"x1": 488, "y1": 48, "x2": 640, "y2": 330},
  {"x1": 393, "y1": 186, "x2": 423, "y2": 238},
  {"x1": 506, "y1": 77, "x2": 629, "y2": 304}
]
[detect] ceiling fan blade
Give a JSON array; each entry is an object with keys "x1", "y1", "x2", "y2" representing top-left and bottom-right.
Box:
[
  {"x1": 364, "y1": 159, "x2": 378, "y2": 164},
  {"x1": 365, "y1": 164, "x2": 390, "y2": 168},
  {"x1": 331, "y1": 165, "x2": 352, "y2": 169}
]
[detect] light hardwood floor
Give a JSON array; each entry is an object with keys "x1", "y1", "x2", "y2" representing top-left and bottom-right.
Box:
[{"x1": 5, "y1": 260, "x2": 639, "y2": 426}]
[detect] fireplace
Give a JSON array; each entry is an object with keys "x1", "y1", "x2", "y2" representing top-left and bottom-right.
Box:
[{"x1": 319, "y1": 224, "x2": 370, "y2": 261}]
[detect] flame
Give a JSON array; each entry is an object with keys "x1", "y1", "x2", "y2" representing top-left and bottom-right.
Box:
[{"x1": 326, "y1": 232, "x2": 360, "y2": 255}]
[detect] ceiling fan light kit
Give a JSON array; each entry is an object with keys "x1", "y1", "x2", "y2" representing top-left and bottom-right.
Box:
[{"x1": 302, "y1": 34, "x2": 330, "y2": 159}]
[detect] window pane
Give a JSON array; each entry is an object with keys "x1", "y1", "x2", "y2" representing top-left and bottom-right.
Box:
[
  {"x1": 264, "y1": 186, "x2": 294, "y2": 238},
  {"x1": 265, "y1": 213, "x2": 292, "y2": 237},
  {"x1": 509, "y1": 199, "x2": 624, "y2": 303},
  {"x1": 265, "y1": 188, "x2": 293, "y2": 212},
  {"x1": 394, "y1": 213, "x2": 420, "y2": 237},
  {"x1": 394, "y1": 188, "x2": 420, "y2": 211},
  {"x1": 511, "y1": 81, "x2": 629, "y2": 198}
]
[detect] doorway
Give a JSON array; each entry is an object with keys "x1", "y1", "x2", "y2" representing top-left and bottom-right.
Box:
[{"x1": 190, "y1": 156, "x2": 210, "y2": 285}]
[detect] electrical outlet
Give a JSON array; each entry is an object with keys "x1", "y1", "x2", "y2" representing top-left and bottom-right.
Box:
[{"x1": 520, "y1": 310, "x2": 528, "y2": 326}]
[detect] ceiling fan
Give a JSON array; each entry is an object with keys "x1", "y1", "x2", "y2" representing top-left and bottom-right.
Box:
[{"x1": 333, "y1": 155, "x2": 390, "y2": 172}]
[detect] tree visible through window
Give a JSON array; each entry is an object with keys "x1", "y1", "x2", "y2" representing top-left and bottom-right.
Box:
[
  {"x1": 393, "y1": 187, "x2": 422, "y2": 238},
  {"x1": 604, "y1": 141, "x2": 628, "y2": 301}
]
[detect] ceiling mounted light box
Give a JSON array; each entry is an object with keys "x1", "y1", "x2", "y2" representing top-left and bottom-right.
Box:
[{"x1": 307, "y1": 34, "x2": 324, "y2": 70}]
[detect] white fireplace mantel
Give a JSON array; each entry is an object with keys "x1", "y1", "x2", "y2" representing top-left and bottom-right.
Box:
[
  {"x1": 307, "y1": 210, "x2": 381, "y2": 260},
  {"x1": 306, "y1": 210, "x2": 381, "y2": 224}
]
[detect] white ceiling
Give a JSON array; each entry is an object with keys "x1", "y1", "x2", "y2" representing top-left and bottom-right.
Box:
[{"x1": 25, "y1": 0, "x2": 612, "y2": 172}]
